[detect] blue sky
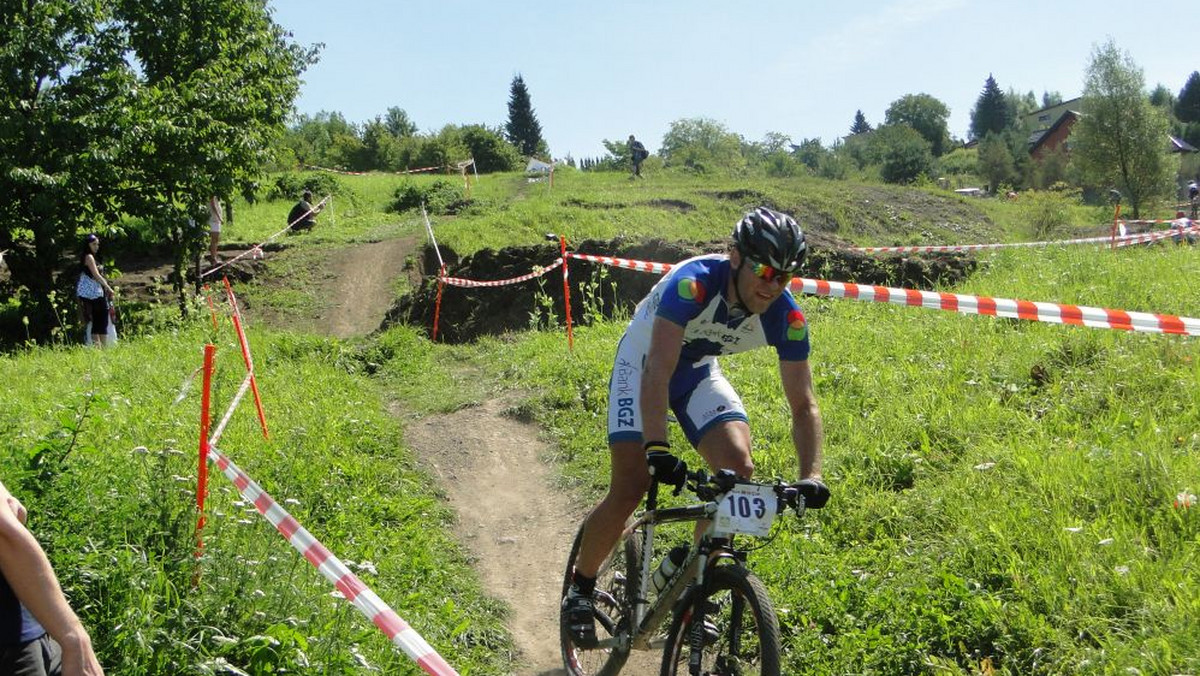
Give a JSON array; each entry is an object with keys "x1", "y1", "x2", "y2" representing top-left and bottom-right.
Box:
[{"x1": 270, "y1": 1, "x2": 1190, "y2": 160}]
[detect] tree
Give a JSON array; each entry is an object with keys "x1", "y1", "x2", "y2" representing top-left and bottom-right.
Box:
[
  {"x1": 850, "y1": 110, "x2": 872, "y2": 135},
  {"x1": 384, "y1": 107, "x2": 418, "y2": 137},
  {"x1": 1072, "y1": 39, "x2": 1172, "y2": 218},
  {"x1": 969, "y1": 75, "x2": 1009, "y2": 140},
  {"x1": 505, "y1": 74, "x2": 547, "y2": 157},
  {"x1": 977, "y1": 133, "x2": 1016, "y2": 192},
  {"x1": 658, "y1": 118, "x2": 746, "y2": 174},
  {"x1": 1177, "y1": 71, "x2": 1200, "y2": 123},
  {"x1": 0, "y1": 1, "x2": 136, "y2": 338},
  {"x1": 1041, "y1": 91, "x2": 1063, "y2": 109},
  {"x1": 871, "y1": 124, "x2": 933, "y2": 184},
  {"x1": 114, "y1": 0, "x2": 319, "y2": 311},
  {"x1": 1149, "y1": 84, "x2": 1176, "y2": 111},
  {"x1": 458, "y1": 125, "x2": 522, "y2": 172},
  {"x1": 885, "y1": 93, "x2": 951, "y2": 156}
]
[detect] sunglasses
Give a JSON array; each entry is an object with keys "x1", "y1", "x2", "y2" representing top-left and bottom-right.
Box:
[{"x1": 749, "y1": 261, "x2": 793, "y2": 284}]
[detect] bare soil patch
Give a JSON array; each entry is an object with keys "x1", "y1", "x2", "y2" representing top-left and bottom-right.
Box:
[{"x1": 397, "y1": 396, "x2": 576, "y2": 675}]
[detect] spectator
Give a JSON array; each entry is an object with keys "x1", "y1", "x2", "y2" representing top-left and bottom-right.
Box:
[
  {"x1": 0, "y1": 478, "x2": 105, "y2": 675},
  {"x1": 1189, "y1": 181, "x2": 1198, "y2": 219},
  {"x1": 1170, "y1": 210, "x2": 1194, "y2": 245},
  {"x1": 75, "y1": 235, "x2": 114, "y2": 348},
  {"x1": 287, "y1": 190, "x2": 320, "y2": 233},
  {"x1": 628, "y1": 135, "x2": 648, "y2": 179},
  {"x1": 207, "y1": 196, "x2": 223, "y2": 265}
]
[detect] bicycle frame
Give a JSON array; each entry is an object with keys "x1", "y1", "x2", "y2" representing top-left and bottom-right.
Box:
[{"x1": 618, "y1": 478, "x2": 737, "y2": 652}]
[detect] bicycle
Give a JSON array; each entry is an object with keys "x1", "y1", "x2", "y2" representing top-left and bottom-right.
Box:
[{"x1": 560, "y1": 463, "x2": 827, "y2": 676}]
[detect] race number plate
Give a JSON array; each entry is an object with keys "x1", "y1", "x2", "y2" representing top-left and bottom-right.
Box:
[{"x1": 714, "y1": 484, "x2": 775, "y2": 537}]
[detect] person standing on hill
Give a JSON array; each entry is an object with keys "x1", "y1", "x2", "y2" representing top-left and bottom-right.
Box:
[
  {"x1": 628, "y1": 135, "x2": 648, "y2": 179},
  {"x1": 0, "y1": 478, "x2": 105, "y2": 675},
  {"x1": 75, "y1": 235, "x2": 114, "y2": 348},
  {"x1": 206, "y1": 195, "x2": 223, "y2": 265},
  {"x1": 287, "y1": 190, "x2": 320, "y2": 233},
  {"x1": 561, "y1": 207, "x2": 829, "y2": 647}
]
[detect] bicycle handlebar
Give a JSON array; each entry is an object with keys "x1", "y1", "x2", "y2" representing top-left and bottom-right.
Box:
[{"x1": 664, "y1": 467, "x2": 830, "y2": 514}]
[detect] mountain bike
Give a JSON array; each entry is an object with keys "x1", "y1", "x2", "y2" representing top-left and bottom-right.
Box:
[{"x1": 560, "y1": 465, "x2": 826, "y2": 676}]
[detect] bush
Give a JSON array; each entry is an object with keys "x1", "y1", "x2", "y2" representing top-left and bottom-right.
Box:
[
  {"x1": 269, "y1": 172, "x2": 344, "y2": 202},
  {"x1": 1019, "y1": 189, "x2": 1076, "y2": 239},
  {"x1": 387, "y1": 179, "x2": 466, "y2": 215}
]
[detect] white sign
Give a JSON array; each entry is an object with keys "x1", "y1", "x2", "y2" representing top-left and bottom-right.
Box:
[{"x1": 714, "y1": 484, "x2": 775, "y2": 537}]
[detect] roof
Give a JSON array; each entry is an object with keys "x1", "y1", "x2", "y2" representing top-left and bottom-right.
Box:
[
  {"x1": 1028, "y1": 110, "x2": 1081, "y2": 153},
  {"x1": 1169, "y1": 136, "x2": 1198, "y2": 153}
]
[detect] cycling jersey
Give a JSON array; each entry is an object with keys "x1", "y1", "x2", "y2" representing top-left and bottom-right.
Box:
[{"x1": 607, "y1": 254, "x2": 811, "y2": 445}]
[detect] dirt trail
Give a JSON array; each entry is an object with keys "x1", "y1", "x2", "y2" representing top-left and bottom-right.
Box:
[
  {"x1": 321, "y1": 236, "x2": 419, "y2": 338},
  {"x1": 399, "y1": 397, "x2": 576, "y2": 675},
  {"x1": 300, "y1": 234, "x2": 661, "y2": 673}
]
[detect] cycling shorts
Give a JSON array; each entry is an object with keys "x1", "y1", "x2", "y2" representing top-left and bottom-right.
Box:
[{"x1": 607, "y1": 334, "x2": 747, "y2": 448}]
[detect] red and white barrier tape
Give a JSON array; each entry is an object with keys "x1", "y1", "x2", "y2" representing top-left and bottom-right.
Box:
[
  {"x1": 566, "y1": 253, "x2": 1200, "y2": 336},
  {"x1": 791, "y1": 277, "x2": 1200, "y2": 336},
  {"x1": 565, "y1": 252, "x2": 673, "y2": 274},
  {"x1": 1115, "y1": 224, "x2": 1198, "y2": 248},
  {"x1": 305, "y1": 163, "x2": 457, "y2": 176},
  {"x1": 200, "y1": 196, "x2": 330, "y2": 280},
  {"x1": 207, "y1": 446, "x2": 459, "y2": 676},
  {"x1": 849, "y1": 224, "x2": 1195, "y2": 254},
  {"x1": 440, "y1": 257, "x2": 563, "y2": 288}
]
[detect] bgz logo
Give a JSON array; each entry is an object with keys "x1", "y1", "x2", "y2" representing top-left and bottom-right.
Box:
[{"x1": 616, "y1": 397, "x2": 636, "y2": 428}]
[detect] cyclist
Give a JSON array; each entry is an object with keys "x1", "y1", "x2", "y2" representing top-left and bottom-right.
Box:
[{"x1": 563, "y1": 206, "x2": 829, "y2": 646}]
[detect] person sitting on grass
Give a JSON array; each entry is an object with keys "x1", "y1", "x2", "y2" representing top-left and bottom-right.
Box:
[{"x1": 287, "y1": 190, "x2": 320, "y2": 233}]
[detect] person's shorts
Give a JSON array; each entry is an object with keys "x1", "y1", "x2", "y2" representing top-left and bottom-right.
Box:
[
  {"x1": 607, "y1": 334, "x2": 747, "y2": 447},
  {"x1": 0, "y1": 634, "x2": 63, "y2": 676}
]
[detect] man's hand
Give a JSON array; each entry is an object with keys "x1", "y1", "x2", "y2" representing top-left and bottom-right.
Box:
[
  {"x1": 645, "y1": 443, "x2": 687, "y2": 488},
  {"x1": 793, "y1": 478, "x2": 830, "y2": 509}
]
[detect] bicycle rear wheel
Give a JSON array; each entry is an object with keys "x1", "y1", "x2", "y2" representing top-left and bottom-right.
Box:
[
  {"x1": 660, "y1": 565, "x2": 781, "y2": 676},
  {"x1": 560, "y1": 522, "x2": 641, "y2": 676}
]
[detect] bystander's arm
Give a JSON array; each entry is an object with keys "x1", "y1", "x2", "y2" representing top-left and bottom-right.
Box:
[{"x1": 0, "y1": 480, "x2": 104, "y2": 676}]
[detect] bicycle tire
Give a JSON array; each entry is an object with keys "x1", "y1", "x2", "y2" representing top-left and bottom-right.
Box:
[
  {"x1": 660, "y1": 565, "x2": 781, "y2": 676},
  {"x1": 560, "y1": 521, "x2": 641, "y2": 676}
]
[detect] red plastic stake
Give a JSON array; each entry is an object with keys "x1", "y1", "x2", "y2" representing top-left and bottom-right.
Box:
[
  {"x1": 194, "y1": 343, "x2": 216, "y2": 573},
  {"x1": 1110, "y1": 203, "x2": 1122, "y2": 250},
  {"x1": 432, "y1": 264, "x2": 447, "y2": 342},
  {"x1": 559, "y1": 236, "x2": 574, "y2": 351},
  {"x1": 223, "y1": 278, "x2": 269, "y2": 440}
]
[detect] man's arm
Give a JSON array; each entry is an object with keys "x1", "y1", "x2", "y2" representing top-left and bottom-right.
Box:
[
  {"x1": 0, "y1": 480, "x2": 104, "y2": 676},
  {"x1": 640, "y1": 317, "x2": 686, "y2": 445},
  {"x1": 779, "y1": 359, "x2": 823, "y2": 479}
]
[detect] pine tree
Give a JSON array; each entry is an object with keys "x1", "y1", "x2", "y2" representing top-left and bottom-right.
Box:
[
  {"x1": 850, "y1": 110, "x2": 872, "y2": 135},
  {"x1": 969, "y1": 75, "x2": 1009, "y2": 140},
  {"x1": 1176, "y1": 71, "x2": 1200, "y2": 123},
  {"x1": 505, "y1": 74, "x2": 546, "y2": 157}
]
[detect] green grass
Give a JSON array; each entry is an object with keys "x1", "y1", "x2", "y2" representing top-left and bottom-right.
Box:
[
  {"x1": 0, "y1": 325, "x2": 514, "y2": 675},
  {"x1": 375, "y1": 239, "x2": 1200, "y2": 674},
  {"x1": 6, "y1": 167, "x2": 1200, "y2": 674}
]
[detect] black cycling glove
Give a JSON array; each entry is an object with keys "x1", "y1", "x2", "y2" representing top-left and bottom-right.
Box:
[
  {"x1": 645, "y1": 442, "x2": 688, "y2": 488},
  {"x1": 793, "y1": 478, "x2": 830, "y2": 509}
]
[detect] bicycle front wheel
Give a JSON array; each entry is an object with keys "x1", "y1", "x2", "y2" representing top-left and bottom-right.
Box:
[
  {"x1": 660, "y1": 565, "x2": 781, "y2": 676},
  {"x1": 561, "y1": 521, "x2": 641, "y2": 676}
]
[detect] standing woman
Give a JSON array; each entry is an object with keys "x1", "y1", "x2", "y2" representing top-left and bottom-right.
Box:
[{"x1": 76, "y1": 234, "x2": 114, "y2": 347}]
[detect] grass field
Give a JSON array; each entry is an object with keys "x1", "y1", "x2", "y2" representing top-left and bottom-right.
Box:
[{"x1": 3, "y1": 168, "x2": 1198, "y2": 674}]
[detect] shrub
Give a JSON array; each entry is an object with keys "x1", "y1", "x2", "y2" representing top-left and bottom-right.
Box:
[
  {"x1": 1019, "y1": 189, "x2": 1075, "y2": 239},
  {"x1": 387, "y1": 179, "x2": 466, "y2": 215},
  {"x1": 269, "y1": 172, "x2": 343, "y2": 202}
]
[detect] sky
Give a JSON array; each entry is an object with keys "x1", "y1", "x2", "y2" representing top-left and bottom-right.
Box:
[{"x1": 269, "y1": 0, "x2": 1192, "y2": 161}]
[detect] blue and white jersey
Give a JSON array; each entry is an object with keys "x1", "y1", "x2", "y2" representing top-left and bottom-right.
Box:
[
  {"x1": 608, "y1": 255, "x2": 811, "y2": 445},
  {"x1": 624, "y1": 254, "x2": 810, "y2": 365}
]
